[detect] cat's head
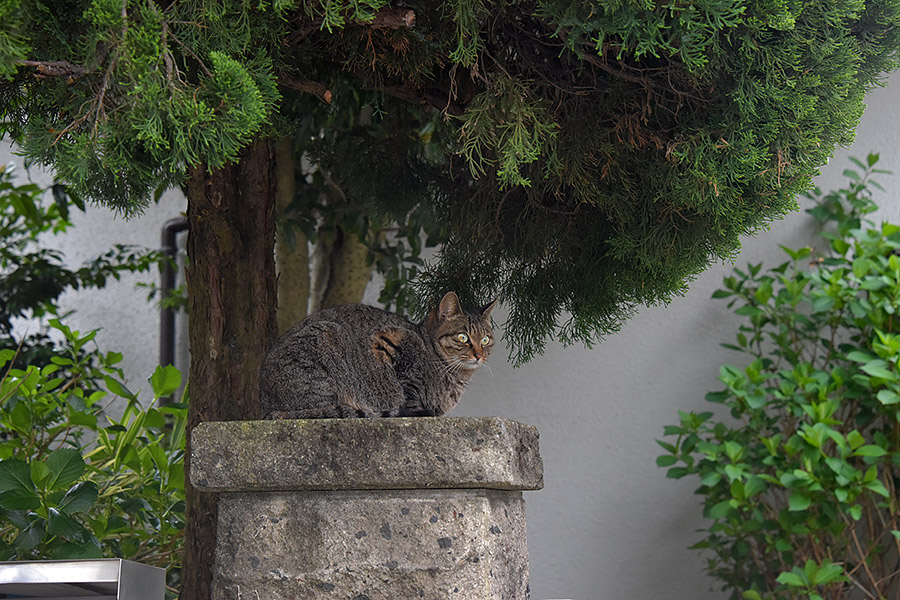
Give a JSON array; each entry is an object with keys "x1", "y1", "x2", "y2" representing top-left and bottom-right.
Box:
[{"x1": 425, "y1": 292, "x2": 498, "y2": 370}]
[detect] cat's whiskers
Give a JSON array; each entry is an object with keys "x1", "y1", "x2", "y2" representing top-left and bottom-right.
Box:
[
  {"x1": 427, "y1": 356, "x2": 461, "y2": 378},
  {"x1": 448, "y1": 357, "x2": 467, "y2": 377},
  {"x1": 480, "y1": 359, "x2": 494, "y2": 377},
  {"x1": 439, "y1": 355, "x2": 476, "y2": 379}
]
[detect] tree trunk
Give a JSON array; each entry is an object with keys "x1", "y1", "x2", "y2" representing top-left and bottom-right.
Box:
[
  {"x1": 275, "y1": 137, "x2": 310, "y2": 333},
  {"x1": 181, "y1": 139, "x2": 278, "y2": 600},
  {"x1": 320, "y1": 227, "x2": 375, "y2": 309}
]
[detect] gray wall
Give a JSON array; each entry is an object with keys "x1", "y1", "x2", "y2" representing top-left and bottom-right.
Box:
[
  {"x1": 456, "y1": 69, "x2": 900, "y2": 600},
  {"x1": 4, "y1": 69, "x2": 900, "y2": 599}
]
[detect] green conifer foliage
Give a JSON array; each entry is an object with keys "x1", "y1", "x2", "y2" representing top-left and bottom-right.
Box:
[{"x1": 2, "y1": 0, "x2": 899, "y2": 364}]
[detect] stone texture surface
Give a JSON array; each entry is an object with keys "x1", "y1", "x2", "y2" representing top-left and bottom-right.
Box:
[
  {"x1": 212, "y1": 489, "x2": 530, "y2": 600},
  {"x1": 191, "y1": 417, "x2": 543, "y2": 492},
  {"x1": 195, "y1": 417, "x2": 542, "y2": 599}
]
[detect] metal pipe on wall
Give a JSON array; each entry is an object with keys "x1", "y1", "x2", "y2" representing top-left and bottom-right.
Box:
[{"x1": 159, "y1": 217, "x2": 188, "y2": 373}]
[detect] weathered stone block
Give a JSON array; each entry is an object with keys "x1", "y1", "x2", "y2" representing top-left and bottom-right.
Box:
[
  {"x1": 191, "y1": 417, "x2": 543, "y2": 491},
  {"x1": 213, "y1": 490, "x2": 529, "y2": 599},
  {"x1": 191, "y1": 417, "x2": 542, "y2": 600}
]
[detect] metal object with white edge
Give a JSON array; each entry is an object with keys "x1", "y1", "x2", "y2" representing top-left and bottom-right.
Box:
[{"x1": 0, "y1": 558, "x2": 165, "y2": 600}]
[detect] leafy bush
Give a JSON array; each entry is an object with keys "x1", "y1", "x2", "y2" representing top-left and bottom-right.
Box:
[
  {"x1": 0, "y1": 320, "x2": 185, "y2": 596},
  {"x1": 659, "y1": 155, "x2": 900, "y2": 600},
  {"x1": 0, "y1": 163, "x2": 165, "y2": 369}
]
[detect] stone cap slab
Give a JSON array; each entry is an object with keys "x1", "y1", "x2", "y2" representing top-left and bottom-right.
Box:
[{"x1": 190, "y1": 417, "x2": 543, "y2": 492}]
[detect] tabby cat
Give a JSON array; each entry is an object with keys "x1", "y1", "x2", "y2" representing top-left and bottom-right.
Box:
[{"x1": 258, "y1": 292, "x2": 497, "y2": 419}]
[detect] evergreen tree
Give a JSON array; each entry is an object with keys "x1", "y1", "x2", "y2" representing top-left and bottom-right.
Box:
[{"x1": 2, "y1": 1, "x2": 898, "y2": 597}]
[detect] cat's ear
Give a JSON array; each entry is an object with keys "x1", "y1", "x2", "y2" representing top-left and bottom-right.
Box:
[
  {"x1": 437, "y1": 291, "x2": 463, "y2": 320},
  {"x1": 479, "y1": 299, "x2": 498, "y2": 320}
]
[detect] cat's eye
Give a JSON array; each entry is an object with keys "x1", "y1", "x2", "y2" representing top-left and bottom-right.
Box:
[
  {"x1": 481, "y1": 336, "x2": 491, "y2": 345},
  {"x1": 457, "y1": 333, "x2": 469, "y2": 343}
]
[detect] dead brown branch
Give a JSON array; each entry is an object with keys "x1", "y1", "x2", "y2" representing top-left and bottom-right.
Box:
[
  {"x1": 580, "y1": 47, "x2": 650, "y2": 87},
  {"x1": 279, "y1": 77, "x2": 333, "y2": 104},
  {"x1": 290, "y1": 6, "x2": 415, "y2": 45},
  {"x1": 369, "y1": 7, "x2": 415, "y2": 29},
  {"x1": 377, "y1": 85, "x2": 466, "y2": 116},
  {"x1": 17, "y1": 60, "x2": 88, "y2": 82}
]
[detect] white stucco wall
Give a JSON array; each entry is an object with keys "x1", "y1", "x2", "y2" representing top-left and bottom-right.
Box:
[{"x1": 3, "y1": 68, "x2": 899, "y2": 599}]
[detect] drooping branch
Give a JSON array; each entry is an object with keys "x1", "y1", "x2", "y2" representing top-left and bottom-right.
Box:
[
  {"x1": 17, "y1": 60, "x2": 87, "y2": 82},
  {"x1": 279, "y1": 77, "x2": 333, "y2": 103},
  {"x1": 289, "y1": 6, "x2": 416, "y2": 45},
  {"x1": 280, "y1": 72, "x2": 467, "y2": 117},
  {"x1": 376, "y1": 84, "x2": 466, "y2": 116},
  {"x1": 551, "y1": 29, "x2": 656, "y2": 89},
  {"x1": 368, "y1": 7, "x2": 415, "y2": 29},
  {"x1": 576, "y1": 46, "x2": 652, "y2": 87},
  {"x1": 551, "y1": 26, "x2": 707, "y2": 103},
  {"x1": 280, "y1": 6, "x2": 432, "y2": 110}
]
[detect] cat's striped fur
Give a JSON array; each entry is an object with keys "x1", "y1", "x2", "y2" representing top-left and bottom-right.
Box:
[{"x1": 259, "y1": 292, "x2": 496, "y2": 419}]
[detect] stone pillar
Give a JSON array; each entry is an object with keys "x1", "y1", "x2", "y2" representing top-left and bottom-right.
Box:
[{"x1": 190, "y1": 417, "x2": 543, "y2": 600}]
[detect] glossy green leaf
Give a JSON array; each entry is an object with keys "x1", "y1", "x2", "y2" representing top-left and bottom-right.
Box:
[
  {"x1": 788, "y1": 492, "x2": 811, "y2": 511},
  {"x1": 846, "y1": 350, "x2": 875, "y2": 363},
  {"x1": 744, "y1": 476, "x2": 767, "y2": 498},
  {"x1": 58, "y1": 482, "x2": 99, "y2": 513},
  {"x1": 656, "y1": 455, "x2": 677, "y2": 467},
  {"x1": 103, "y1": 375, "x2": 136, "y2": 401},
  {"x1": 30, "y1": 461, "x2": 50, "y2": 489},
  {"x1": 0, "y1": 459, "x2": 35, "y2": 493},
  {"x1": 666, "y1": 467, "x2": 689, "y2": 479},
  {"x1": 143, "y1": 408, "x2": 166, "y2": 430},
  {"x1": 149, "y1": 365, "x2": 182, "y2": 399},
  {"x1": 864, "y1": 479, "x2": 890, "y2": 497},
  {"x1": 655, "y1": 440, "x2": 676, "y2": 453},
  {"x1": 167, "y1": 462, "x2": 185, "y2": 491},
  {"x1": 47, "y1": 508, "x2": 84, "y2": 538},
  {"x1": 0, "y1": 488, "x2": 41, "y2": 510},
  {"x1": 876, "y1": 389, "x2": 900, "y2": 405},
  {"x1": 52, "y1": 540, "x2": 104, "y2": 559},
  {"x1": 847, "y1": 430, "x2": 866, "y2": 449},
  {"x1": 775, "y1": 571, "x2": 805, "y2": 587},
  {"x1": 853, "y1": 445, "x2": 888, "y2": 457},
  {"x1": 735, "y1": 305, "x2": 763, "y2": 317},
  {"x1": 14, "y1": 520, "x2": 46, "y2": 551},
  {"x1": 862, "y1": 360, "x2": 894, "y2": 380},
  {"x1": 708, "y1": 500, "x2": 733, "y2": 519},
  {"x1": 700, "y1": 471, "x2": 722, "y2": 486},
  {"x1": 45, "y1": 449, "x2": 85, "y2": 491},
  {"x1": 8, "y1": 402, "x2": 32, "y2": 433},
  {"x1": 811, "y1": 295, "x2": 835, "y2": 312},
  {"x1": 812, "y1": 562, "x2": 845, "y2": 584},
  {"x1": 853, "y1": 257, "x2": 872, "y2": 277}
]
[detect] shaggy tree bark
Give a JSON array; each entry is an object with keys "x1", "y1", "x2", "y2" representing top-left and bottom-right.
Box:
[
  {"x1": 320, "y1": 227, "x2": 374, "y2": 309},
  {"x1": 275, "y1": 138, "x2": 311, "y2": 333},
  {"x1": 182, "y1": 139, "x2": 278, "y2": 600}
]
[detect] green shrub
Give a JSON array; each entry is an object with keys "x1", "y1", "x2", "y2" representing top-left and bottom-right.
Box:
[
  {"x1": 0, "y1": 320, "x2": 185, "y2": 596},
  {"x1": 659, "y1": 155, "x2": 900, "y2": 600},
  {"x1": 0, "y1": 163, "x2": 165, "y2": 369}
]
